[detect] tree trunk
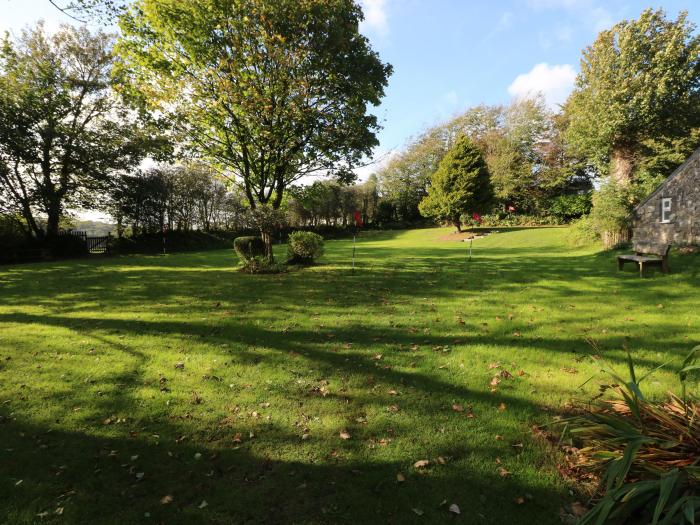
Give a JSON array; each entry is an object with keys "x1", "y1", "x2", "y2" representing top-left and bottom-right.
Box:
[
  {"x1": 46, "y1": 204, "x2": 61, "y2": 238},
  {"x1": 261, "y1": 230, "x2": 274, "y2": 262},
  {"x1": 610, "y1": 145, "x2": 636, "y2": 186},
  {"x1": 453, "y1": 219, "x2": 462, "y2": 232}
]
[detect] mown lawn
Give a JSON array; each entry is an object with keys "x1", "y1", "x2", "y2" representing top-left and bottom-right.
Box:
[{"x1": 0, "y1": 227, "x2": 698, "y2": 524}]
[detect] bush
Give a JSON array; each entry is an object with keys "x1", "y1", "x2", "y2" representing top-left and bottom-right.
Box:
[
  {"x1": 549, "y1": 193, "x2": 593, "y2": 221},
  {"x1": 233, "y1": 236, "x2": 266, "y2": 261},
  {"x1": 568, "y1": 215, "x2": 599, "y2": 246},
  {"x1": 287, "y1": 231, "x2": 324, "y2": 263},
  {"x1": 556, "y1": 348, "x2": 700, "y2": 525},
  {"x1": 590, "y1": 182, "x2": 634, "y2": 248},
  {"x1": 48, "y1": 234, "x2": 89, "y2": 258},
  {"x1": 465, "y1": 213, "x2": 563, "y2": 227},
  {"x1": 239, "y1": 256, "x2": 285, "y2": 274},
  {"x1": 115, "y1": 230, "x2": 244, "y2": 255}
]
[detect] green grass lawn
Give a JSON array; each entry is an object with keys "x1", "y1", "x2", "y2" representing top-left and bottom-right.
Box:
[{"x1": 1, "y1": 227, "x2": 698, "y2": 524}]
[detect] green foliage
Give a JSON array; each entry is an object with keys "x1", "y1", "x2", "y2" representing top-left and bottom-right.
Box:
[
  {"x1": 116, "y1": 0, "x2": 391, "y2": 211},
  {"x1": 564, "y1": 8, "x2": 700, "y2": 181},
  {"x1": 589, "y1": 182, "x2": 635, "y2": 248},
  {"x1": 0, "y1": 23, "x2": 161, "y2": 238},
  {"x1": 568, "y1": 215, "x2": 600, "y2": 246},
  {"x1": 233, "y1": 236, "x2": 266, "y2": 262},
  {"x1": 548, "y1": 193, "x2": 592, "y2": 221},
  {"x1": 418, "y1": 135, "x2": 493, "y2": 227},
  {"x1": 471, "y1": 214, "x2": 563, "y2": 227},
  {"x1": 287, "y1": 231, "x2": 324, "y2": 263},
  {"x1": 47, "y1": 235, "x2": 90, "y2": 258},
  {"x1": 239, "y1": 255, "x2": 286, "y2": 274},
  {"x1": 559, "y1": 348, "x2": 700, "y2": 525}
]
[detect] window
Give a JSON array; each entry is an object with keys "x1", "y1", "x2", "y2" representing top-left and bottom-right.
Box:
[{"x1": 661, "y1": 197, "x2": 672, "y2": 223}]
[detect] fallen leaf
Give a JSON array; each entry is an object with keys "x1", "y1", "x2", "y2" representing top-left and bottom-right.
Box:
[
  {"x1": 513, "y1": 496, "x2": 525, "y2": 505},
  {"x1": 413, "y1": 459, "x2": 430, "y2": 469},
  {"x1": 396, "y1": 472, "x2": 406, "y2": 482},
  {"x1": 339, "y1": 430, "x2": 351, "y2": 440},
  {"x1": 160, "y1": 495, "x2": 174, "y2": 505},
  {"x1": 498, "y1": 468, "x2": 511, "y2": 478},
  {"x1": 174, "y1": 362, "x2": 184, "y2": 370},
  {"x1": 449, "y1": 503, "x2": 461, "y2": 514},
  {"x1": 412, "y1": 508, "x2": 424, "y2": 516},
  {"x1": 451, "y1": 404, "x2": 464, "y2": 412},
  {"x1": 198, "y1": 500, "x2": 208, "y2": 509},
  {"x1": 498, "y1": 403, "x2": 507, "y2": 412}
]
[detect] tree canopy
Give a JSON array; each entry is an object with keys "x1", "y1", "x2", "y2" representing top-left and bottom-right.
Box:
[
  {"x1": 418, "y1": 136, "x2": 493, "y2": 230},
  {"x1": 564, "y1": 8, "x2": 700, "y2": 184},
  {"x1": 116, "y1": 0, "x2": 391, "y2": 258},
  {"x1": 0, "y1": 23, "x2": 157, "y2": 238}
]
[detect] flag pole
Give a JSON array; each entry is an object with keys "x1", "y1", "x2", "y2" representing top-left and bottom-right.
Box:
[
  {"x1": 469, "y1": 238, "x2": 472, "y2": 262},
  {"x1": 352, "y1": 233, "x2": 356, "y2": 274}
]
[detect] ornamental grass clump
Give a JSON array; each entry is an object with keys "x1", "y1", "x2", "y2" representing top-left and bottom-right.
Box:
[{"x1": 558, "y1": 346, "x2": 699, "y2": 525}]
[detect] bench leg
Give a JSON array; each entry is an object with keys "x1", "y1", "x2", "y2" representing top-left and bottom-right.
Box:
[
  {"x1": 618, "y1": 258, "x2": 624, "y2": 271},
  {"x1": 639, "y1": 261, "x2": 644, "y2": 278}
]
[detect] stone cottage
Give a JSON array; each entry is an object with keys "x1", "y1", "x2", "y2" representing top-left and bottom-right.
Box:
[{"x1": 632, "y1": 146, "x2": 700, "y2": 246}]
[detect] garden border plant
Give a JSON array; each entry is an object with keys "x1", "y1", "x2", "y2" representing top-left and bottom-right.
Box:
[{"x1": 555, "y1": 345, "x2": 700, "y2": 525}]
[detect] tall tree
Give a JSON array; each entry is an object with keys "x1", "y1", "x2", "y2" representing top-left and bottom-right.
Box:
[
  {"x1": 0, "y1": 23, "x2": 157, "y2": 238},
  {"x1": 418, "y1": 136, "x2": 493, "y2": 231},
  {"x1": 564, "y1": 9, "x2": 700, "y2": 185},
  {"x1": 116, "y1": 0, "x2": 391, "y2": 260}
]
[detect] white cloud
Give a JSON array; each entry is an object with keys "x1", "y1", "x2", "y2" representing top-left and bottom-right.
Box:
[
  {"x1": 359, "y1": 0, "x2": 389, "y2": 37},
  {"x1": 507, "y1": 63, "x2": 577, "y2": 109}
]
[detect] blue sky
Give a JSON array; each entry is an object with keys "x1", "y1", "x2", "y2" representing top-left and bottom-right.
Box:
[{"x1": 2, "y1": 0, "x2": 698, "y2": 174}]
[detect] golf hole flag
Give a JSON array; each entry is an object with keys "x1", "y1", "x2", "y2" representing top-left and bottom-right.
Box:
[
  {"x1": 353, "y1": 211, "x2": 364, "y2": 228},
  {"x1": 472, "y1": 212, "x2": 482, "y2": 224}
]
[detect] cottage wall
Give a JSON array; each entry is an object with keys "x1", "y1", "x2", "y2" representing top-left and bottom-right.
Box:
[{"x1": 633, "y1": 151, "x2": 700, "y2": 246}]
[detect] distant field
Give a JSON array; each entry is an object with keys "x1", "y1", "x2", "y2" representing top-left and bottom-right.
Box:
[{"x1": 1, "y1": 227, "x2": 697, "y2": 524}]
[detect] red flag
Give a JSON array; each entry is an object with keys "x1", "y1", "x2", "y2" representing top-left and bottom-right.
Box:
[
  {"x1": 472, "y1": 212, "x2": 482, "y2": 224},
  {"x1": 353, "y1": 210, "x2": 364, "y2": 228}
]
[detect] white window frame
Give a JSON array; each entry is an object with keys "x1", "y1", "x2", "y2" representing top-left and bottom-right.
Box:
[{"x1": 661, "y1": 197, "x2": 672, "y2": 223}]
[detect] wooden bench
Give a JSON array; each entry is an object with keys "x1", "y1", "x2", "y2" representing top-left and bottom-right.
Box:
[{"x1": 617, "y1": 243, "x2": 671, "y2": 277}]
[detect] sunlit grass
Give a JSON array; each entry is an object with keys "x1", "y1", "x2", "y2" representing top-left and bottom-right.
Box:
[{"x1": 0, "y1": 227, "x2": 697, "y2": 524}]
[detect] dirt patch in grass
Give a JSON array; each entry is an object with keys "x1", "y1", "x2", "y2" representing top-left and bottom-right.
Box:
[{"x1": 438, "y1": 230, "x2": 489, "y2": 241}]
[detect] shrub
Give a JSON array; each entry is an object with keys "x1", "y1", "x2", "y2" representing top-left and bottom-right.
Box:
[
  {"x1": 48, "y1": 234, "x2": 89, "y2": 258},
  {"x1": 466, "y1": 213, "x2": 563, "y2": 227},
  {"x1": 590, "y1": 182, "x2": 634, "y2": 248},
  {"x1": 568, "y1": 215, "x2": 599, "y2": 246},
  {"x1": 233, "y1": 236, "x2": 266, "y2": 261},
  {"x1": 287, "y1": 231, "x2": 324, "y2": 263},
  {"x1": 557, "y1": 347, "x2": 700, "y2": 525},
  {"x1": 549, "y1": 193, "x2": 593, "y2": 221},
  {"x1": 239, "y1": 256, "x2": 285, "y2": 274}
]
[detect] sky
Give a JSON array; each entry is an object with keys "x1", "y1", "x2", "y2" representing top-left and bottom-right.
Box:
[{"x1": 1, "y1": 0, "x2": 699, "y2": 180}]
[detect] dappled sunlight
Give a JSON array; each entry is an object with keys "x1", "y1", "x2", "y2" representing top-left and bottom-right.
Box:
[{"x1": 1, "y1": 227, "x2": 698, "y2": 523}]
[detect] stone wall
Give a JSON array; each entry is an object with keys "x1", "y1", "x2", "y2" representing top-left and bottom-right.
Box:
[{"x1": 632, "y1": 149, "x2": 700, "y2": 246}]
